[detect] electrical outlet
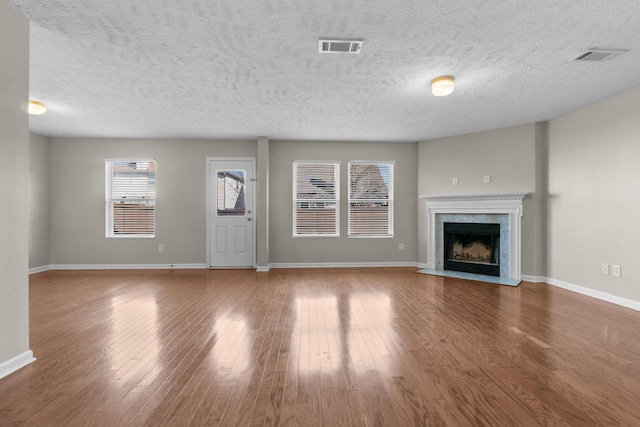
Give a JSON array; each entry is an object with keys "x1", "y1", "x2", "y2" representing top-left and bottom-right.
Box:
[
  {"x1": 159, "y1": 244, "x2": 164, "y2": 252},
  {"x1": 452, "y1": 177, "x2": 459, "y2": 186},
  {"x1": 612, "y1": 264, "x2": 621, "y2": 277},
  {"x1": 484, "y1": 175, "x2": 491, "y2": 184},
  {"x1": 399, "y1": 243, "x2": 404, "y2": 251},
  {"x1": 601, "y1": 263, "x2": 609, "y2": 275}
]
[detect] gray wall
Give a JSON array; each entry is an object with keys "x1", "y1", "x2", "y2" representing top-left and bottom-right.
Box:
[
  {"x1": 29, "y1": 133, "x2": 51, "y2": 269},
  {"x1": 530, "y1": 122, "x2": 549, "y2": 278},
  {"x1": 268, "y1": 140, "x2": 418, "y2": 264},
  {"x1": 417, "y1": 123, "x2": 547, "y2": 276},
  {"x1": 50, "y1": 138, "x2": 256, "y2": 265},
  {"x1": 548, "y1": 86, "x2": 640, "y2": 301},
  {"x1": 256, "y1": 137, "x2": 270, "y2": 268},
  {"x1": 0, "y1": 2, "x2": 30, "y2": 368},
  {"x1": 48, "y1": 138, "x2": 418, "y2": 266}
]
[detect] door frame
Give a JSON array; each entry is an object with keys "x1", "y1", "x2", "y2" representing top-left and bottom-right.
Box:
[{"x1": 206, "y1": 157, "x2": 257, "y2": 268}]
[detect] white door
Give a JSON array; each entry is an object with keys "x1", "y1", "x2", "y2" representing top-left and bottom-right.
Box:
[{"x1": 208, "y1": 158, "x2": 255, "y2": 268}]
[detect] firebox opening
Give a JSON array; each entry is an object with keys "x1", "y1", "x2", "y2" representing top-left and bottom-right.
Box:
[{"x1": 444, "y1": 222, "x2": 500, "y2": 277}]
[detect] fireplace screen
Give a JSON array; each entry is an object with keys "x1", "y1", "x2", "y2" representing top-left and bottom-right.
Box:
[
  {"x1": 444, "y1": 222, "x2": 500, "y2": 276},
  {"x1": 450, "y1": 238, "x2": 494, "y2": 264}
]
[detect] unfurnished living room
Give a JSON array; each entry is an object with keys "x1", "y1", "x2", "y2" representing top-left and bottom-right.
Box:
[{"x1": 2, "y1": 1, "x2": 640, "y2": 426}]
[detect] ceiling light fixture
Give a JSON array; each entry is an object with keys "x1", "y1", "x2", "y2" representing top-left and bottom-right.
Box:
[
  {"x1": 28, "y1": 99, "x2": 47, "y2": 115},
  {"x1": 431, "y1": 76, "x2": 454, "y2": 96}
]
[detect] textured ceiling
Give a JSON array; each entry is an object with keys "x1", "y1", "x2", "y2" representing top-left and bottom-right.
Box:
[{"x1": 8, "y1": 0, "x2": 640, "y2": 142}]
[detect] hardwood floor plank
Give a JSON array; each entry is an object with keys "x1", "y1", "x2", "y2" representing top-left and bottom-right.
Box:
[
  {"x1": 366, "y1": 370, "x2": 403, "y2": 427},
  {"x1": 187, "y1": 371, "x2": 232, "y2": 426},
  {"x1": 263, "y1": 370, "x2": 287, "y2": 427},
  {"x1": 2, "y1": 269, "x2": 640, "y2": 426},
  {"x1": 308, "y1": 375, "x2": 323, "y2": 426},
  {"x1": 231, "y1": 292, "x2": 288, "y2": 426}
]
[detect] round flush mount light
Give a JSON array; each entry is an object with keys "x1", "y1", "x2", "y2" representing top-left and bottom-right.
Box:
[
  {"x1": 431, "y1": 76, "x2": 454, "y2": 96},
  {"x1": 28, "y1": 99, "x2": 47, "y2": 115}
]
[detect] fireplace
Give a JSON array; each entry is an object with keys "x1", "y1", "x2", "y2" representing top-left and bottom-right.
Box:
[
  {"x1": 420, "y1": 193, "x2": 527, "y2": 285},
  {"x1": 444, "y1": 222, "x2": 500, "y2": 276}
]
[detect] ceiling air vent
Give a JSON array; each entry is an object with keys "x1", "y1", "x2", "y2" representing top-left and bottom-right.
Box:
[
  {"x1": 318, "y1": 39, "x2": 363, "y2": 54},
  {"x1": 570, "y1": 48, "x2": 628, "y2": 62}
]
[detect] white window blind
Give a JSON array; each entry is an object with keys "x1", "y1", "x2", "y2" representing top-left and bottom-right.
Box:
[
  {"x1": 348, "y1": 162, "x2": 393, "y2": 237},
  {"x1": 105, "y1": 159, "x2": 156, "y2": 238},
  {"x1": 293, "y1": 162, "x2": 340, "y2": 237}
]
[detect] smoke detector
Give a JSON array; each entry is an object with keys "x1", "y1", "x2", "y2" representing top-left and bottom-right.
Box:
[
  {"x1": 570, "y1": 48, "x2": 628, "y2": 62},
  {"x1": 318, "y1": 39, "x2": 363, "y2": 54}
]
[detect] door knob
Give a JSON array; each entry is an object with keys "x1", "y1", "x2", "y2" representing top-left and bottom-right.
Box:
[{"x1": 247, "y1": 217, "x2": 252, "y2": 221}]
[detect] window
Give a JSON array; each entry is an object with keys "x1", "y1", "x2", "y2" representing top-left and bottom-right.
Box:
[
  {"x1": 348, "y1": 162, "x2": 393, "y2": 237},
  {"x1": 217, "y1": 170, "x2": 246, "y2": 216},
  {"x1": 105, "y1": 159, "x2": 156, "y2": 238},
  {"x1": 293, "y1": 162, "x2": 340, "y2": 237}
]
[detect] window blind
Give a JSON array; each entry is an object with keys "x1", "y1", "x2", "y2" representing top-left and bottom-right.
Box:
[
  {"x1": 293, "y1": 162, "x2": 340, "y2": 237},
  {"x1": 105, "y1": 159, "x2": 156, "y2": 237},
  {"x1": 348, "y1": 162, "x2": 393, "y2": 237}
]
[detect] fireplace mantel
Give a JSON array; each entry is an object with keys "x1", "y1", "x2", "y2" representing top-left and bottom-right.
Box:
[
  {"x1": 420, "y1": 193, "x2": 528, "y2": 205},
  {"x1": 420, "y1": 193, "x2": 528, "y2": 281}
]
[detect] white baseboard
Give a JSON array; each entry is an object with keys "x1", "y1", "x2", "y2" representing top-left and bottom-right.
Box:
[
  {"x1": 29, "y1": 265, "x2": 52, "y2": 275},
  {"x1": 30, "y1": 263, "x2": 418, "y2": 273},
  {"x1": 50, "y1": 263, "x2": 208, "y2": 270},
  {"x1": 0, "y1": 350, "x2": 36, "y2": 380},
  {"x1": 269, "y1": 262, "x2": 419, "y2": 269},
  {"x1": 416, "y1": 263, "x2": 428, "y2": 269},
  {"x1": 547, "y1": 277, "x2": 640, "y2": 312},
  {"x1": 521, "y1": 275, "x2": 547, "y2": 283},
  {"x1": 25, "y1": 264, "x2": 640, "y2": 313}
]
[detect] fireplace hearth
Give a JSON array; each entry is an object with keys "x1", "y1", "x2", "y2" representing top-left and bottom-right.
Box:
[{"x1": 444, "y1": 222, "x2": 500, "y2": 277}]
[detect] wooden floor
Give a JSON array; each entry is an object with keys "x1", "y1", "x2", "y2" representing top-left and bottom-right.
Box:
[{"x1": 2, "y1": 269, "x2": 640, "y2": 426}]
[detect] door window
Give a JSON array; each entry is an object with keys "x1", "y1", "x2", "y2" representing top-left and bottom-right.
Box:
[{"x1": 217, "y1": 170, "x2": 245, "y2": 216}]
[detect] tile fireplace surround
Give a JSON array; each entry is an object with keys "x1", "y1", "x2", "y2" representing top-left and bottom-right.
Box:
[{"x1": 420, "y1": 193, "x2": 528, "y2": 284}]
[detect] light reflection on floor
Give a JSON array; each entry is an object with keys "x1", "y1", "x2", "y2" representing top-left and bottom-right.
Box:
[
  {"x1": 109, "y1": 295, "x2": 160, "y2": 385},
  {"x1": 292, "y1": 291, "x2": 394, "y2": 376},
  {"x1": 106, "y1": 283, "x2": 397, "y2": 386},
  {"x1": 208, "y1": 316, "x2": 252, "y2": 374}
]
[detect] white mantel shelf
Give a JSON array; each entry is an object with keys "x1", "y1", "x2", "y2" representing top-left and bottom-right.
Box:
[
  {"x1": 421, "y1": 193, "x2": 529, "y2": 282},
  {"x1": 419, "y1": 193, "x2": 529, "y2": 202}
]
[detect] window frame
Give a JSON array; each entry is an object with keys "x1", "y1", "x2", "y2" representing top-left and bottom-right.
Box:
[
  {"x1": 105, "y1": 158, "x2": 156, "y2": 238},
  {"x1": 348, "y1": 161, "x2": 394, "y2": 238},
  {"x1": 292, "y1": 161, "x2": 340, "y2": 238}
]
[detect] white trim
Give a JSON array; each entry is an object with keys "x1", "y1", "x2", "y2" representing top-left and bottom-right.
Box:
[
  {"x1": 347, "y1": 235, "x2": 394, "y2": 239},
  {"x1": 293, "y1": 161, "x2": 341, "y2": 238},
  {"x1": 420, "y1": 193, "x2": 530, "y2": 202},
  {"x1": 270, "y1": 262, "x2": 418, "y2": 269},
  {"x1": 50, "y1": 263, "x2": 207, "y2": 270},
  {"x1": 0, "y1": 350, "x2": 36, "y2": 380},
  {"x1": 105, "y1": 157, "x2": 155, "y2": 163},
  {"x1": 105, "y1": 158, "x2": 157, "y2": 238},
  {"x1": 547, "y1": 277, "x2": 640, "y2": 312},
  {"x1": 421, "y1": 193, "x2": 528, "y2": 281},
  {"x1": 348, "y1": 161, "x2": 394, "y2": 238},
  {"x1": 348, "y1": 160, "x2": 396, "y2": 165},
  {"x1": 33, "y1": 263, "x2": 419, "y2": 272},
  {"x1": 29, "y1": 265, "x2": 52, "y2": 275},
  {"x1": 521, "y1": 275, "x2": 547, "y2": 283},
  {"x1": 206, "y1": 157, "x2": 257, "y2": 268},
  {"x1": 293, "y1": 160, "x2": 343, "y2": 165},
  {"x1": 30, "y1": 263, "x2": 640, "y2": 313}
]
